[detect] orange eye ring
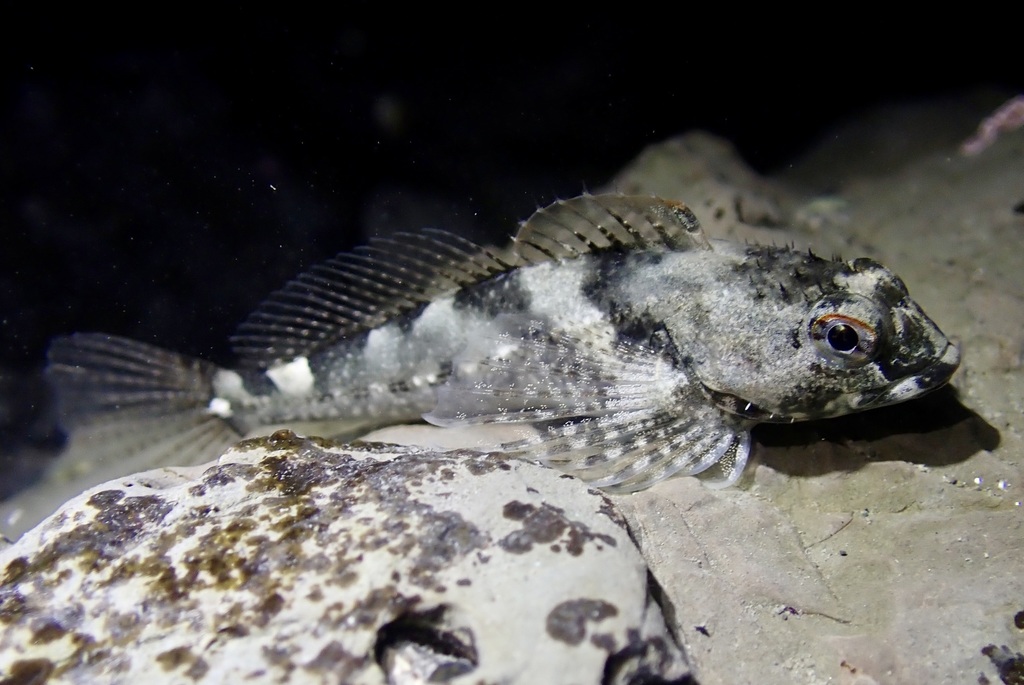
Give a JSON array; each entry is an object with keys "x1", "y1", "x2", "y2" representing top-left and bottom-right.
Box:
[{"x1": 809, "y1": 313, "x2": 879, "y2": 366}]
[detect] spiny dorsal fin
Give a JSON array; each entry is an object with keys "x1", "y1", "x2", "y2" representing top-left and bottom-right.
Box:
[
  {"x1": 513, "y1": 193, "x2": 710, "y2": 259},
  {"x1": 231, "y1": 194, "x2": 710, "y2": 367}
]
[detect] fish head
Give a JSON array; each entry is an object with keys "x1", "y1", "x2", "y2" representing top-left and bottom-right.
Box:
[{"x1": 686, "y1": 248, "x2": 960, "y2": 423}]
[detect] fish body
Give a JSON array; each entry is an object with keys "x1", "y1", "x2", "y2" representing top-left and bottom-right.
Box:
[{"x1": 36, "y1": 194, "x2": 958, "y2": 505}]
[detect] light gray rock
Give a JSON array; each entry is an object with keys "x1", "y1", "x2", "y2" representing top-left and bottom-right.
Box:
[
  {"x1": 606, "y1": 131, "x2": 794, "y2": 245},
  {"x1": 0, "y1": 431, "x2": 690, "y2": 684}
]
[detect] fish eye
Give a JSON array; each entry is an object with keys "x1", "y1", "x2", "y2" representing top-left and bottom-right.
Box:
[
  {"x1": 807, "y1": 295, "x2": 887, "y2": 368},
  {"x1": 826, "y1": 323, "x2": 859, "y2": 353},
  {"x1": 810, "y1": 314, "x2": 878, "y2": 366}
]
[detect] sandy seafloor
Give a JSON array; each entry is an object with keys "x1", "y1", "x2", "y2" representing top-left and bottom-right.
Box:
[{"x1": 2, "y1": 93, "x2": 1023, "y2": 684}]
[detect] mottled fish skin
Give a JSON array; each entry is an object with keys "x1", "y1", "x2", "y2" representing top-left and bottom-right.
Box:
[{"x1": 36, "y1": 193, "x2": 959, "y2": 507}]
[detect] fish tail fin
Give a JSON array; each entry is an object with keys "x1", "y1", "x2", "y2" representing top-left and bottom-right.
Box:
[
  {"x1": 46, "y1": 332, "x2": 243, "y2": 472},
  {"x1": 1, "y1": 333, "x2": 242, "y2": 539}
]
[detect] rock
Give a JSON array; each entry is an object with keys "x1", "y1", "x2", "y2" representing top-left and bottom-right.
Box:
[
  {"x1": 605, "y1": 131, "x2": 796, "y2": 245},
  {"x1": 0, "y1": 431, "x2": 691, "y2": 684},
  {"x1": 616, "y1": 478, "x2": 845, "y2": 684}
]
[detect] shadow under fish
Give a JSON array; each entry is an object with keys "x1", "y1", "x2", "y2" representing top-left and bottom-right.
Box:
[{"x1": 755, "y1": 385, "x2": 998, "y2": 479}]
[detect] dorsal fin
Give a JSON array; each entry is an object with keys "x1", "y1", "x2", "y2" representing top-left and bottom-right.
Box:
[
  {"x1": 512, "y1": 193, "x2": 710, "y2": 257},
  {"x1": 230, "y1": 230, "x2": 517, "y2": 366},
  {"x1": 231, "y1": 194, "x2": 710, "y2": 367}
]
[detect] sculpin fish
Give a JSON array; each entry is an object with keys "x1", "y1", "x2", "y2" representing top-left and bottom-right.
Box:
[{"x1": 7, "y1": 193, "x2": 959, "y2": 532}]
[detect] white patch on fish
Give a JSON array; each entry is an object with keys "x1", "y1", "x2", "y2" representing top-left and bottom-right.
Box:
[
  {"x1": 265, "y1": 356, "x2": 315, "y2": 396},
  {"x1": 206, "y1": 397, "x2": 233, "y2": 419}
]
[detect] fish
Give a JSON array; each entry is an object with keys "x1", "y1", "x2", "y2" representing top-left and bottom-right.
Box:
[{"x1": 3, "y1": 193, "x2": 959, "y2": 535}]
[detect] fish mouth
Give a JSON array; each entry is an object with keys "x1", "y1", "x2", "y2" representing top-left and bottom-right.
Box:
[
  {"x1": 700, "y1": 386, "x2": 795, "y2": 423},
  {"x1": 855, "y1": 340, "x2": 961, "y2": 410},
  {"x1": 702, "y1": 341, "x2": 961, "y2": 423}
]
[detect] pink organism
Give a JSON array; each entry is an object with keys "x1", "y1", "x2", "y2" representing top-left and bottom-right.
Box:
[{"x1": 961, "y1": 95, "x2": 1024, "y2": 156}]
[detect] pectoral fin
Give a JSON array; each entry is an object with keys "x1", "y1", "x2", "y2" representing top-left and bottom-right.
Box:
[{"x1": 424, "y1": 318, "x2": 753, "y2": 491}]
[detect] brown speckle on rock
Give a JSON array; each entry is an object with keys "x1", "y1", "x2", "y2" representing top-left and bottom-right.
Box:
[
  {"x1": 498, "y1": 503, "x2": 566, "y2": 554},
  {"x1": 546, "y1": 599, "x2": 619, "y2": 645},
  {"x1": 463, "y1": 455, "x2": 505, "y2": 476},
  {"x1": 216, "y1": 623, "x2": 250, "y2": 638},
  {"x1": 305, "y1": 639, "x2": 359, "y2": 674},
  {"x1": 0, "y1": 591, "x2": 29, "y2": 625},
  {"x1": 185, "y1": 657, "x2": 209, "y2": 679},
  {"x1": 86, "y1": 490, "x2": 125, "y2": 509},
  {"x1": 2, "y1": 557, "x2": 30, "y2": 586},
  {"x1": 257, "y1": 592, "x2": 285, "y2": 623},
  {"x1": 251, "y1": 454, "x2": 330, "y2": 497},
  {"x1": 0, "y1": 658, "x2": 54, "y2": 685},
  {"x1": 981, "y1": 644, "x2": 1024, "y2": 685},
  {"x1": 596, "y1": 496, "x2": 629, "y2": 532},
  {"x1": 413, "y1": 511, "x2": 488, "y2": 575},
  {"x1": 590, "y1": 632, "x2": 617, "y2": 652},
  {"x1": 502, "y1": 501, "x2": 533, "y2": 521},
  {"x1": 156, "y1": 645, "x2": 194, "y2": 670},
  {"x1": 30, "y1": 620, "x2": 66, "y2": 644},
  {"x1": 498, "y1": 502, "x2": 615, "y2": 556},
  {"x1": 9, "y1": 493, "x2": 175, "y2": 584},
  {"x1": 202, "y1": 463, "x2": 255, "y2": 488},
  {"x1": 92, "y1": 495, "x2": 174, "y2": 545},
  {"x1": 261, "y1": 643, "x2": 296, "y2": 666}
]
